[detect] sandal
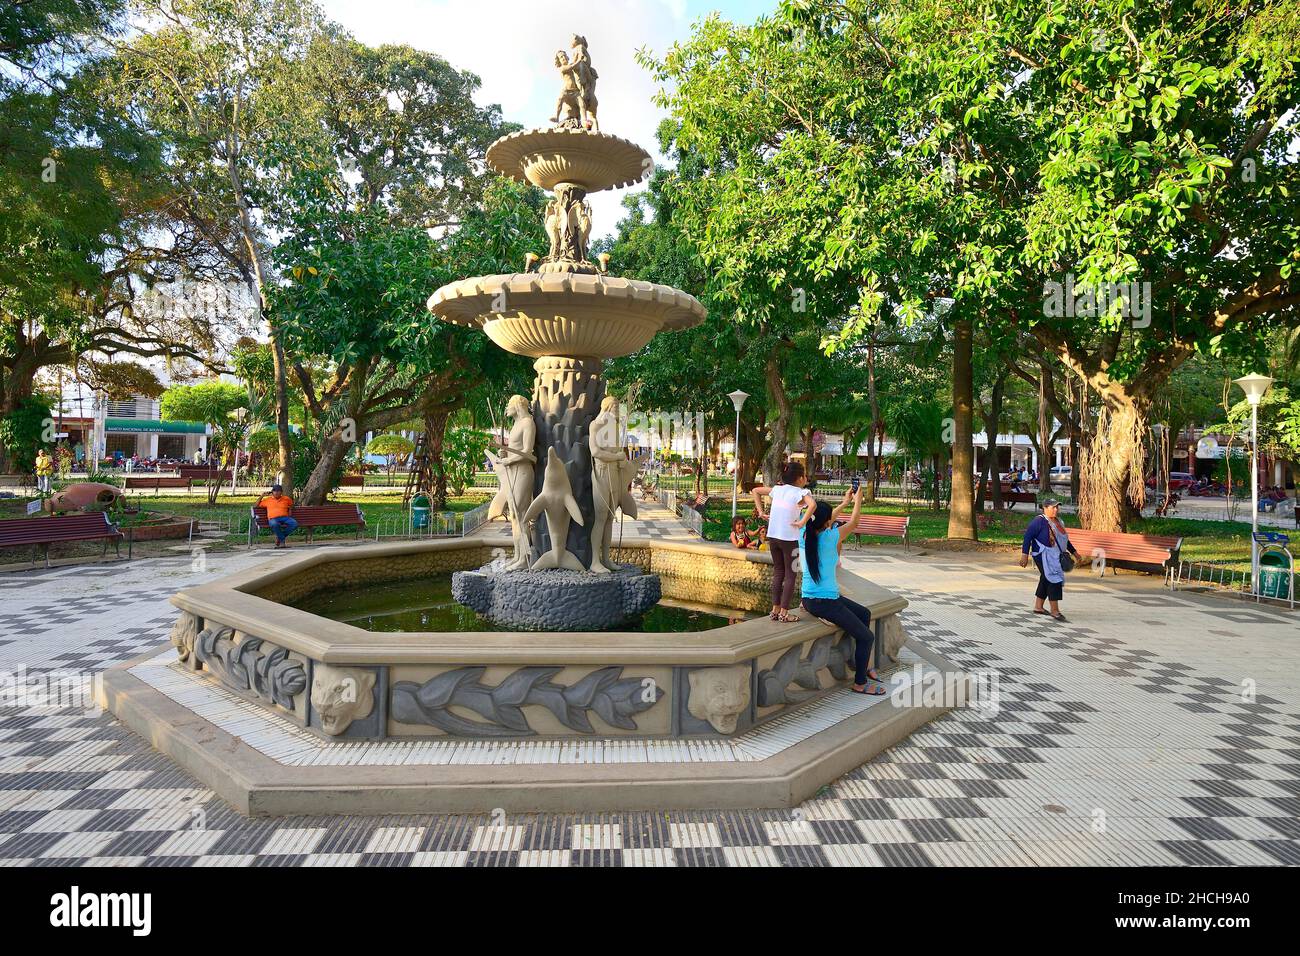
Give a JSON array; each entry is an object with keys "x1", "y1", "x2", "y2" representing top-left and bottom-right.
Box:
[
  {"x1": 851, "y1": 683, "x2": 887, "y2": 696},
  {"x1": 779, "y1": 611, "x2": 800, "y2": 623},
  {"x1": 1032, "y1": 608, "x2": 1049, "y2": 616},
  {"x1": 1051, "y1": 613, "x2": 1068, "y2": 622}
]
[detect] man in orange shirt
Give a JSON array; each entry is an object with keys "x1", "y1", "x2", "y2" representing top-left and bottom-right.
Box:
[{"x1": 257, "y1": 484, "x2": 298, "y2": 548}]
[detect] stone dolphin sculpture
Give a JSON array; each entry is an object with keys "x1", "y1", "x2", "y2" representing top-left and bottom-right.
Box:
[{"x1": 523, "y1": 447, "x2": 585, "y2": 571}]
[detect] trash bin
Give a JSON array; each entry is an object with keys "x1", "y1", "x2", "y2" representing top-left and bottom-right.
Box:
[
  {"x1": 1257, "y1": 550, "x2": 1291, "y2": 600},
  {"x1": 411, "y1": 494, "x2": 431, "y2": 530}
]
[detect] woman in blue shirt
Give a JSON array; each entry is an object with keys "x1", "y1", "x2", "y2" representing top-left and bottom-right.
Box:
[
  {"x1": 1020, "y1": 498, "x2": 1080, "y2": 621},
  {"x1": 797, "y1": 485, "x2": 886, "y2": 695}
]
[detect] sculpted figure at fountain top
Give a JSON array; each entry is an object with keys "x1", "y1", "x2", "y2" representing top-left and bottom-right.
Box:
[{"x1": 550, "y1": 35, "x2": 599, "y2": 131}]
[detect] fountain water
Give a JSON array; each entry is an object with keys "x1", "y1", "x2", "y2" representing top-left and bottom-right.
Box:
[{"x1": 429, "y1": 37, "x2": 706, "y2": 629}]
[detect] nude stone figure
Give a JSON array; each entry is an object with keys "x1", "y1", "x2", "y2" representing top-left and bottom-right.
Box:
[
  {"x1": 550, "y1": 37, "x2": 599, "y2": 131},
  {"x1": 487, "y1": 395, "x2": 538, "y2": 571},
  {"x1": 589, "y1": 396, "x2": 638, "y2": 574}
]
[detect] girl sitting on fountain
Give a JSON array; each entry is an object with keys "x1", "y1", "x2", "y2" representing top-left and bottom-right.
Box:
[
  {"x1": 729, "y1": 515, "x2": 758, "y2": 549},
  {"x1": 796, "y1": 485, "x2": 886, "y2": 695}
]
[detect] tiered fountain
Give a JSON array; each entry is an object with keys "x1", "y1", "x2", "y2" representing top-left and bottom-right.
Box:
[
  {"x1": 430, "y1": 34, "x2": 706, "y2": 630},
  {"x1": 100, "y1": 37, "x2": 943, "y2": 816}
]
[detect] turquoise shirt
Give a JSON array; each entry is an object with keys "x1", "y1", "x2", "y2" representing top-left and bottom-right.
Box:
[{"x1": 798, "y1": 526, "x2": 841, "y2": 599}]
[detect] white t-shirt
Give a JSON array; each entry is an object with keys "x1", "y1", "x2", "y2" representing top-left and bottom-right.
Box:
[{"x1": 768, "y1": 484, "x2": 811, "y2": 541}]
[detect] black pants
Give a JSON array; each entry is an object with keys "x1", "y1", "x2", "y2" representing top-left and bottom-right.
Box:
[
  {"x1": 1032, "y1": 556, "x2": 1064, "y2": 602},
  {"x1": 801, "y1": 594, "x2": 875, "y2": 685},
  {"x1": 769, "y1": 538, "x2": 798, "y2": 608}
]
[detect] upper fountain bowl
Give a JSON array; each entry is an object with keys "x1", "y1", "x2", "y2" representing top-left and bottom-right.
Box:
[
  {"x1": 486, "y1": 128, "x2": 652, "y2": 193},
  {"x1": 428, "y1": 272, "x2": 706, "y2": 360}
]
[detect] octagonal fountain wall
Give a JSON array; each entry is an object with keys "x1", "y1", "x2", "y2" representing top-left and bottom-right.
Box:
[{"x1": 165, "y1": 538, "x2": 910, "y2": 742}]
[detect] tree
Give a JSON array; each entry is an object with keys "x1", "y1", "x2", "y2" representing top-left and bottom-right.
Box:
[
  {"x1": 0, "y1": 394, "x2": 55, "y2": 475},
  {"x1": 365, "y1": 433, "x2": 414, "y2": 477},
  {"x1": 271, "y1": 177, "x2": 542, "y2": 505},
  {"x1": 105, "y1": 0, "x2": 334, "y2": 495},
  {"x1": 1, "y1": 2, "x2": 226, "y2": 472},
  {"x1": 800, "y1": 0, "x2": 1300, "y2": 530},
  {"x1": 160, "y1": 380, "x2": 249, "y2": 494}
]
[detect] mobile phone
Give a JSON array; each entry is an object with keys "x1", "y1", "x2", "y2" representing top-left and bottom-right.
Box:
[{"x1": 851, "y1": 476, "x2": 860, "y2": 492}]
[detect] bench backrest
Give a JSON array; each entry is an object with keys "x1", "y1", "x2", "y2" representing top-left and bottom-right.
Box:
[
  {"x1": 851, "y1": 514, "x2": 910, "y2": 537},
  {"x1": 124, "y1": 476, "x2": 191, "y2": 489},
  {"x1": 1068, "y1": 529, "x2": 1181, "y2": 564},
  {"x1": 0, "y1": 512, "x2": 120, "y2": 543},
  {"x1": 251, "y1": 504, "x2": 365, "y2": 528}
]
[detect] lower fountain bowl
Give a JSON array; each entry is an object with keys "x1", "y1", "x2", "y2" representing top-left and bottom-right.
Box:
[{"x1": 452, "y1": 563, "x2": 661, "y2": 631}]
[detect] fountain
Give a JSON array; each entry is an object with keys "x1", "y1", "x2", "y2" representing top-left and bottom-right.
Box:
[
  {"x1": 97, "y1": 37, "x2": 953, "y2": 816},
  {"x1": 429, "y1": 38, "x2": 705, "y2": 629}
]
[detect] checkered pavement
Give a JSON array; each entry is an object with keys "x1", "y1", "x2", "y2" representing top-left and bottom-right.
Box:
[{"x1": 1, "y1": 544, "x2": 1297, "y2": 867}]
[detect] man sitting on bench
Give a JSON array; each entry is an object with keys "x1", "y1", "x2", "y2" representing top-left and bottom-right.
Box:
[{"x1": 257, "y1": 484, "x2": 298, "y2": 548}]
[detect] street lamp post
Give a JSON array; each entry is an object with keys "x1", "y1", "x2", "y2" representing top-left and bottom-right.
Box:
[
  {"x1": 728, "y1": 390, "x2": 750, "y2": 518},
  {"x1": 1233, "y1": 373, "x2": 1273, "y2": 594}
]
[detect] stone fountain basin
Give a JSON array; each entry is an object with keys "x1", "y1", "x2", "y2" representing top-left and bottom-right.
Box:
[
  {"x1": 428, "y1": 273, "x2": 706, "y2": 359},
  {"x1": 486, "y1": 127, "x2": 651, "y2": 193},
  {"x1": 138, "y1": 537, "x2": 909, "y2": 741},
  {"x1": 96, "y1": 537, "x2": 967, "y2": 815}
]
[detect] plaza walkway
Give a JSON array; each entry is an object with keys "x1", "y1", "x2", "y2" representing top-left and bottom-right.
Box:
[{"x1": 0, "y1": 517, "x2": 1296, "y2": 866}]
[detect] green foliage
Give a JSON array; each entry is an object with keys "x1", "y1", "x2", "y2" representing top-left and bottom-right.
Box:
[
  {"x1": 160, "y1": 381, "x2": 246, "y2": 425},
  {"x1": 441, "y1": 425, "x2": 490, "y2": 496},
  {"x1": 0, "y1": 395, "x2": 55, "y2": 473}
]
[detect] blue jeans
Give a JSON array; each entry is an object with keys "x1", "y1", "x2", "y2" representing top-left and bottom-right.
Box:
[
  {"x1": 268, "y1": 516, "x2": 298, "y2": 543},
  {"x1": 800, "y1": 594, "x2": 875, "y2": 685}
]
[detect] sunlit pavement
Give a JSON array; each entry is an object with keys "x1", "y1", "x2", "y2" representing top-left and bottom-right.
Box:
[{"x1": 0, "y1": 532, "x2": 1296, "y2": 867}]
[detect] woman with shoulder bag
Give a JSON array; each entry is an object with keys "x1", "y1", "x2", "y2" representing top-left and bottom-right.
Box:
[{"x1": 1019, "y1": 498, "x2": 1081, "y2": 621}]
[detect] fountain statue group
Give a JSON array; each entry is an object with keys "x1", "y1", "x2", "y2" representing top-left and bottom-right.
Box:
[
  {"x1": 436, "y1": 35, "x2": 706, "y2": 629},
  {"x1": 487, "y1": 393, "x2": 638, "y2": 575}
]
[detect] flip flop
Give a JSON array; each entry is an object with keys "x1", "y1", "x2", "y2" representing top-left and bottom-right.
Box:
[
  {"x1": 1051, "y1": 613, "x2": 1069, "y2": 622},
  {"x1": 1032, "y1": 608, "x2": 1050, "y2": 616},
  {"x1": 851, "y1": 683, "x2": 887, "y2": 696}
]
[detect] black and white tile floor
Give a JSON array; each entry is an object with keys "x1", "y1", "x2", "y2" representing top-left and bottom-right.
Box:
[{"x1": 0, "y1": 541, "x2": 1297, "y2": 867}]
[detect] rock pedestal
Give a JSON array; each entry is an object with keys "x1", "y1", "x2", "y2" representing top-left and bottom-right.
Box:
[
  {"x1": 530, "y1": 356, "x2": 604, "y2": 568},
  {"x1": 452, "y1": 563, "x2": 661, "y2": 631}
]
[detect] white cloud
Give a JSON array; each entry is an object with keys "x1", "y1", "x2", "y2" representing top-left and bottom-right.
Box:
[{"x1": 320, "y1": 0, "x2": 693, "y2": 240}]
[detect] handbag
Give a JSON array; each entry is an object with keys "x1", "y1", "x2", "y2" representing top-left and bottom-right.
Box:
[{"x1": 1060, "y1": 551, "x2": 1076, "y2": 573}]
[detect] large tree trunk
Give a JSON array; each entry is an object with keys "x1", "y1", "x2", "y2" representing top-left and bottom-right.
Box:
[
  {"x1": 1079, "y1": 395, "x2": 1149, "y2": 532},
  {"x1": 299, "y1": 432, "x2": 351, "y2": 506},
  {"x1": 762, "y1": 353, "x2": 793, "y2": 486},
  {"x1": 270, "y1": 332, "x2": 294, "y2": 496},
  {"x1": 947, "y1": 317, "x2": 977, "y2": 539},
  {"x1": 984, "y1": 372, "x2": 1006, "y2": 512},
  {"x1": 426, "y1": 407, "x2": 452, "y2": 510},
  {"x1": 1037, "y1": 367, "x2": 1052, "y2": 495}
]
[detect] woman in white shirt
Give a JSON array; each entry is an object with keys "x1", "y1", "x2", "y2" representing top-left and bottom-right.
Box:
[{"x1": 752, "y1": 461, "x2": 816, "y2": 622}]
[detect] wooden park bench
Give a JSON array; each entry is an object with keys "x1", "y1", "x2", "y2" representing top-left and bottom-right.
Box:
[
  {"x1": 687, "y1": 491, "x2": 710, "y2": 512},
  {"x1": 0, "y1": 513, "x2": 125, "y2": 568},
  {"x1": 998, "y1": 485, "x2": 1039, "y2": 508},
  {"x1": 124, "y1": 475, "x2": 192, "y2": 493},
  {"x1": 847, "y1": 514, "x2": 911, "y2": 550},
  {"x1": 1067, "y1": 529, "x2": 1182, "y2": 576},
  {"x1": 249, "y1": 503, "x2": 366, "y2": 545}
]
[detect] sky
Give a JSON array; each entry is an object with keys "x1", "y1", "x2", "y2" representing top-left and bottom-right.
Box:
[{"x1": 319, "y1": 0, "x2": 777, "y2": 237}]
